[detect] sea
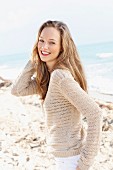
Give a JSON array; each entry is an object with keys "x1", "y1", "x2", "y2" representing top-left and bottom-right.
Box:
[{"x1": 0, "y1": 41, "x2": 113, "y2": 102}]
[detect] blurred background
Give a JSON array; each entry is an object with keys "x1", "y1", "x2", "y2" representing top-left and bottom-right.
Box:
[{"x1": 0, "y1": 0, "x2": 113, "y2": 101}]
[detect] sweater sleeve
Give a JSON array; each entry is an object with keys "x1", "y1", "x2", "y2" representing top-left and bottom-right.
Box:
[
  {"x1": 57, "y1": 73, "x2": 102, "y2": 170},
  {"x1": 11, "y1": 60, "x2": 38, "y2": 96}
]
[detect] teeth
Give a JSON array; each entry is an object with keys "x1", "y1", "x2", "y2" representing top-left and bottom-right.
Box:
[{"x1": 42, "y1": 51, "x2": 50, "y2": 55}]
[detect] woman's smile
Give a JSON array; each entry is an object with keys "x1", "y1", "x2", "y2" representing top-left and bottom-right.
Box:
[{"x1": 41, "y1": 50, "x2": 51, "y2": 57}]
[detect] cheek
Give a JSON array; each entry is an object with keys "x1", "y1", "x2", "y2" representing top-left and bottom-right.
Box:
[
  {"x1": 53, "y1": 46, "x2": 61, "y2": 54},
  {"x1": 37, "y1": 44, "x2": 42, "y2": 54},
  {"x1": 37, "y1": 43, "x2": 41, "y2": 49},
  {"x1": 52, "y1": 49, "x2": 59, "y2": 57}
]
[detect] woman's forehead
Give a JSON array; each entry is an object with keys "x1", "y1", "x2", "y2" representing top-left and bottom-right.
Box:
[{"x1": 40, "y1": 27, "x2": 60, "y2": 41}]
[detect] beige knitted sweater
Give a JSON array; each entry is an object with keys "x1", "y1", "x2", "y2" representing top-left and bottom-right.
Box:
[{"x1": 11, "y1": 60, "x2": 102, "y2": 170}]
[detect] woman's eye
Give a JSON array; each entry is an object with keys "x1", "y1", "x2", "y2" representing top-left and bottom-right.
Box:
[
  {"x1": 49, "y1": 41, "x2": 55, "y2": 45},
  {"x1": 39, "y1": 39, "x2": 44, "y2": 43}
]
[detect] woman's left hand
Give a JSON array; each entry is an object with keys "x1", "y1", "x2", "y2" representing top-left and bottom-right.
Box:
[{"x1": 76, "y1": 166, "x2": 80, "y2": 170}]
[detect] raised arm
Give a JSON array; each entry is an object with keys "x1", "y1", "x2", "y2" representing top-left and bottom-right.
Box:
[{"x1": 11, "y1": 60, "x2": 38, "y2": 96}]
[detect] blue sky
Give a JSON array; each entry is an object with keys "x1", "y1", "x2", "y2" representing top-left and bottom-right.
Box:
[{"x1": 0, "y1": 0, "x2": 113, "y2": 55}]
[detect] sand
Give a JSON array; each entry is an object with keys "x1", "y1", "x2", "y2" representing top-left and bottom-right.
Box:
[{"x1": 0, "y1": 85, "x2": 113, "y2": 170}]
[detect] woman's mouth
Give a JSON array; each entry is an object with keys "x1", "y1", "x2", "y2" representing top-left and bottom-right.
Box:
[{"x1": 41, "y1": 51, "x2": 51, "y2": 56}]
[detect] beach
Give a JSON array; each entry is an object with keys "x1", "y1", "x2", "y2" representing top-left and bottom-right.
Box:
[
  {"x1": 0, "y1": 77, "x2": 113, "y2": 170},
  {"x1": 0, "y1": 41, "x2": 113, "y2": 169}
]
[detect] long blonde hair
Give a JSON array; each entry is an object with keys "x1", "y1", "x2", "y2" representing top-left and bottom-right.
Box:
[{"x1": 31, "y1": 20, "x2": 87, "y2": 100}]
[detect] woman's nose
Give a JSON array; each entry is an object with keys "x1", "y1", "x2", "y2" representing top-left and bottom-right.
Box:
[{"x1": 41, "y1": 42, "x2": 49, "y2": 50}]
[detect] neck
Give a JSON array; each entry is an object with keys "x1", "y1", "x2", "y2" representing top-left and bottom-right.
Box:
[{"x1": 46, "y1": 61, "x2": 56, "y2": 72}]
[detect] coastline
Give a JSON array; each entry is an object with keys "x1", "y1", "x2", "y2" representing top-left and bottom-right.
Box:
[
  {"x1": 89, "y1": 89, "x2": 113, "y2": 103},
  {"x1": 1, "y1": 65, "x2": 113, "y2": 103}
]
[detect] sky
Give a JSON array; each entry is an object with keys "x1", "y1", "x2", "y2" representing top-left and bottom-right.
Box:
[{"x1": 0, "y1": 0, "x2": 113, "y2": 55}]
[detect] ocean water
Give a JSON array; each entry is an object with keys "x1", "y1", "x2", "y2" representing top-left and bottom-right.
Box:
[
  {"x1": 0, "y1": 41, "x2": 113, "y2": 101},
  {"x1": 0, "y1": 52, "x2": 29, "y2": 79},
  {"x1": 78, "y1": 41, "x2": 113, "y2": 96}
]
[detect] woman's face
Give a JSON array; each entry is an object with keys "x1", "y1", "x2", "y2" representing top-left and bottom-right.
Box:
[{"x1": 38, "y1": 27, "x2": 61, "y2": 70}]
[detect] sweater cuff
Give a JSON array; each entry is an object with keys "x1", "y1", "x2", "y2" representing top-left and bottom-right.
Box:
[{"x1": 78, "y1": 157, "x2": 93, "y2": 170}]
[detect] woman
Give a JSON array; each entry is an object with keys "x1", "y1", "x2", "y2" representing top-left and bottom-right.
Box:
[{"x1": 11, "y1": 20, "x2": 102, "y2": 170}]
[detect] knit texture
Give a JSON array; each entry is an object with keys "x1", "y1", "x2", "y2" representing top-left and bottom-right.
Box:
[{"x1": 11, "y1": 60, "x2": 102, "y2": 170}]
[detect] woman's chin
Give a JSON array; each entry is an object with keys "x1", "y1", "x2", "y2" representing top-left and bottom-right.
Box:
[{"x1": 40, "y1": 57, "x2": 48, "y2": 62}]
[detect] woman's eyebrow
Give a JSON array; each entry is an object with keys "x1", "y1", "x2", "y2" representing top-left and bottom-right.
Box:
[
  {"x1": 49, "y1": 39, "x2": 57, "y2": 42},
  {"x1": 39, "y1": 36, "x2": 57, "y2": 41},
  {"x1": 39, "y1": 36, "x2": 43, "y2": 39}
]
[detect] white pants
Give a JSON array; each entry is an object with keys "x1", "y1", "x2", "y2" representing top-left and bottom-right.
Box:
[{"x1": 54, "y1": 155, "x2": 80, "y2": 170}]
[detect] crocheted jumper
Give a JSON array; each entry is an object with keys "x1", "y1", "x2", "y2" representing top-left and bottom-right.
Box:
[{"x1": 11, "y1": 60, "x2": 102, "y2": 170}]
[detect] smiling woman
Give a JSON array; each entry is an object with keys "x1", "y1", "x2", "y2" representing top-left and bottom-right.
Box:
[
  {"x1": 37, "y1": 27, "x2": 61, "y2": 71},
  {"x1": 11, "y1": 20, "x2": 102, "y2": 170}
]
